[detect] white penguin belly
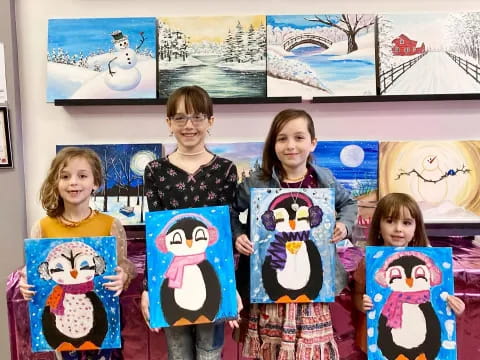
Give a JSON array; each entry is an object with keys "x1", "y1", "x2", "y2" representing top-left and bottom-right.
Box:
[
  {"x1": 391, "y1": 303, "x2": 427, "y2": 349},
  {"x1": 174, "y1": 265, "x2": 207, "y2": 311},
  {"x1": 277, "y1": 243, "x2": 310, "y2": 290},
  {"x1": 55, "y1": 293, "x2": 94, "y2": 339}
]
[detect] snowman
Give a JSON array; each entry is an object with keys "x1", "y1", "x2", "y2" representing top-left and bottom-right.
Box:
[
  {"x1": 417, "y1": 154, "x2": 448, "y2": 203},
  {"x1": 104, "y1": 30, "x2": 145, "y2": 91}
]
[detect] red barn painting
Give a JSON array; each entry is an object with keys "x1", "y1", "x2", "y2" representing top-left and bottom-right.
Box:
[{"x1": 392, "y1": 34, "x2": 425, "y2": 56}]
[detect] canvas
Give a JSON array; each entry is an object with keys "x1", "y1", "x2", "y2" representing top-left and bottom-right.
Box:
[
  {"x1": 378, "y1": 13, "x2": 480, "y2": 95},
  {"x1": 57, "y1": 143, "x2": 162, "y2": 225},
  {"x1": 24, "y1": 236, "x2": 120, "y2": 352},
  {"x1": 266, "y1": 14, "x2": 376, "y2": 99},
  {"x1": 47, "y1": 17, "x2": 157, "y2": 102},
  {"x1": 250, "y1": 188, "x2": 336, "y2": 303},
  {"x1": 366, "y1": 246, "x2": 456, "y2": 360},
  {"x1": 157, "y1": 15, "x2": 266, "y2": 99},
  {"x1": 379, "y1": 141, "x2": 480, "y2": 223},
  {"x1": 145, "y1": 205, "x2": 237, "y2": 328}
]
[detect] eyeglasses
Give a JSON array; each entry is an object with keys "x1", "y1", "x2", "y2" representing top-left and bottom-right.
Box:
[{"x1": 170, "y1": 113, "x2": 207, "y2": 126}]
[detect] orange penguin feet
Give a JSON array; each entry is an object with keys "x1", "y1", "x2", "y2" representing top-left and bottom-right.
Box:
[
  {"x1": 194, "y1": 315, "x2": 212, "y2": 324},
  {"x1": 173, "y1": 317, "x2": 192, "y2": 326},
  {"x1": 415, "y1": 354, "x2": 427, "y2": 360},
  {"x1": 394, "y1": 355, "x2": 409, "y2": 360},
  {"x1": 275, "y1": 295, "x2": 293, "y2": 303},
  {"x1": 78, "y1": 341, "x2": 99, "y2": 350},
  {"x1": 294, "y1": 295, "x2": 311, "y2": 303},
  {"x1": 56, "y1": 342, "x2": 76, "y2": 352}
]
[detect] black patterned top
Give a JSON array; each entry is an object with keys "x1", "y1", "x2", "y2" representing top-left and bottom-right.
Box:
[{"x1": 144, "y1": 155, "x2": 238, "y2": 211}]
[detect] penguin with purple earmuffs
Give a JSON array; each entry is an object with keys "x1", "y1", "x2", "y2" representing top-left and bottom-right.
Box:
[
  {"x1": 155, "y1": 213, "x2": 221, "y2": 326},
  {"x1": 260, "y1": 191, "x2": 324, "y2": 303}
]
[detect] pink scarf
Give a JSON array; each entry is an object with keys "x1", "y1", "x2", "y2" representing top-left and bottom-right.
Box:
[
  {"x1": 382, "y1": 290, "x2": 430, "y2": 328},
  {"x1": 47, "y1": 281, "x2": 94, "y2": 316},
  {"x1": 165, "y1": 253, "x2": 206, "y2": 288}
]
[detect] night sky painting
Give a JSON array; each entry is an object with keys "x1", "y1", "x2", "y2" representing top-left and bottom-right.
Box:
[
  {"x1": 24, "y1": 236, "x2": 120, "y2": 352},
  {"x1": 57, "y1": 143, "x2": 162, "y2": 225},
  {"x1": 313, "y1": 140, "x2": 378, "y2": 198}
]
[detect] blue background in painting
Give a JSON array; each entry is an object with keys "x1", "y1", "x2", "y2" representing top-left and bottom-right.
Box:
[
  {"x1": 24, "y1": 236, "x2": 120, "y2": 352},
  {"x1": 313, "y1": 141, "x2": 378, "y2": 197},
  {"x1": 267, "y1": 15, "x2": 340, "y2": 30},
  {"x1": 366, "y1": 246, "x2": 456, "y2": 360},
  {"x1": 48, "y1": 17, "x2": 156, "y2": 55},
  {"x1": 145, "y1": 205, "x2": 237, "y2": 328},
  {"x1": 250, "y1": 188, "x2": 336, "y2": 303}
]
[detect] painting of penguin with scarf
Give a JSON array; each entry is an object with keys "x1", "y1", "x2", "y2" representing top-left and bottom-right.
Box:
[
  {"x1": 250, "y1": 188, "x2": 337, "y2": 304},
  {"x1": 24, "y1": 236, "x2": 121, "y2": 352},
  {"x1": 366, "y1": 246, "x2": 457, "y2": 360},
  {"x1": 145, "y1": 205, "x2": 238, "y2": 328}
]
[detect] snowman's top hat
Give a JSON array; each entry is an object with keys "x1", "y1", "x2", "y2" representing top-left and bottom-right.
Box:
[{"x1": 111, "y1": 30, "x2": 128, "y2": 42}]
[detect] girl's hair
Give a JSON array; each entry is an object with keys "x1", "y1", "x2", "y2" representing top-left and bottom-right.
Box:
[
  {"x1": 40, "y1": 147, "x2": 103, "y2": 218},
  {"x1": 166, "y1": 85, "x2": 213, "y2": 118},
  {"x1": 367, "y1": 192, "x2": 430, "y2": 247},
  {"x1": 261, "y1": 109, "x2": 316, "y2": 181}
]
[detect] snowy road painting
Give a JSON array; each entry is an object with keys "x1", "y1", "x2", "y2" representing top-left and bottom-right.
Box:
[
  {"x1": 379, "y1": 141, "x2": 480, "y2": 223},
  {"x1": 57, "y1": 143, "x2": 162, "y2": 225},
  {"x1": 379, "y1": 13, "x2": 480, "y2": 95},
  {"x1": 47, "y1": 17, "x2": 157, "y2": 102},
  {"x1": 266, "y1": 15, "x2": 376, "y2": 99},
  {"x1": 157, "y1": 16, "x2": 266, "y2": 99}
]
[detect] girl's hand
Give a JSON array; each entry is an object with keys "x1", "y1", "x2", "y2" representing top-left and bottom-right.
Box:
[
  {"x1": 447, "y1": 295, "x2": 465, "y2": 316},
  {"x1": 103, "y1": 266, "x2": 127, "y2": 296},
  {"x1": 141, "y1": 290, "x2": 160, "y2": 333},
  {"x1": 332, "y1": 222, "x2": 348, "y2": 243},
  {"x1": 235, "y1": 234, "x2": 253, "y2": 255},
  {"x1": 18, "y1": 268, "x2": 35, "y2": 300},
  {"x1": 228, "y1": 291, "x2": 244, "y2": 329},
  {"x1": 362, "y1": 294, "x2": 373, "y2": 313}
]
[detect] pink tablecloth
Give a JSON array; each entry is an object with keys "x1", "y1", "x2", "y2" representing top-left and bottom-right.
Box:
[{"x1": 7, "y1": 236, "x2": 480, "y2": 359}]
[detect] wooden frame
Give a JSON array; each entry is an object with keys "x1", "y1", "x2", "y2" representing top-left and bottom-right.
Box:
[{"x1": 0, "y1": 107, "x2": 13, "y2": 168}]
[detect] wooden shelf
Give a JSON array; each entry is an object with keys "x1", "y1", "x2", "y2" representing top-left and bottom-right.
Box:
[
  {"x1": 54, "y1": 96, "x2": 302, "y2": 106},
  {"x1": 313, "y1": 93, "x2": 480, "y2": 103}
]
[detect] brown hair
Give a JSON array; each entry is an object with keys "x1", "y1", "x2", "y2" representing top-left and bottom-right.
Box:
[
  {"x1": 367, "y1": 192, "x2": 430, "y2": 247},
  {"x1": 261, "y1": 109, "x2": 316, "y2": 180},
  {"x1": 40, "y1": 147, "x2": 103, "y2": 218},
  {"x1": 166, "y1": 85, "x2": 213, "y2": 118}
]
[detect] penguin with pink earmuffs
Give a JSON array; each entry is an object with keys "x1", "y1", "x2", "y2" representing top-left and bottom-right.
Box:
[{"x1": 155, "y1": 213, "x2": 221, "y2": 326}]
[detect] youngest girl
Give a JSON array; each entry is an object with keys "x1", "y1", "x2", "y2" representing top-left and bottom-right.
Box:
[
  {"x1": 19, "y1": 147, "x2": 136, "y2": 360},
  {"x1": 352, "y1": 192, "x2": 465, "y2": 353}
]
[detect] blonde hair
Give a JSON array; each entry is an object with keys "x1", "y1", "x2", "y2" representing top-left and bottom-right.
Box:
[
  {"x1": 367, "y1": 192, "x2": 430, "y2": 247},
  {"x1": 40, "y1": 147, "x2": 103, "y2": 217}
]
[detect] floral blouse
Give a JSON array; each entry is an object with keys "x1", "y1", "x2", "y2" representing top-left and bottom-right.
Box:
[{"x1": 144, "y1": 155, "x2": 238, "y2": 211}]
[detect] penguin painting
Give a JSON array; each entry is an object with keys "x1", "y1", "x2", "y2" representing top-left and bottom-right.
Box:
[
  {"x1": 260, "y1": 192, "x2": 324, "y2": 303},
  {"x1": 38, "y1": 241, "x2": 108, "y2": 352},
  {"x1": 374, "y1": 251, "x2": 442, "y2": 360},
  {"x1": 155, "y1": 213, "x2": 221, "y2": 326}
]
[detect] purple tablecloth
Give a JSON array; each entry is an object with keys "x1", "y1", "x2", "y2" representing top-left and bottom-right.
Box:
[{"x1": 6, "y1": 236, "x2": 480, "y2": 359}]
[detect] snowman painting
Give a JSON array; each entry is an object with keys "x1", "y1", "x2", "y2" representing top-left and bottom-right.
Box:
[{"x1": 104, "y1": 30, "x2": 145, "y2": 91}]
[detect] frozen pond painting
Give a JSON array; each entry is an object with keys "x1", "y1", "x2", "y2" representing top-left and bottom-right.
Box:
[
  {"x1": 57, "y1": 143, "x2": 162, "y2": 225},
  {"x1": 157, "y1": 16, "x2": 266, "y2": 99},
  {"x1": 47, "y1": 17, "x2": 157, "y2": 102},
  {"x1": 379, "y1": 13, "x2": 480, "y2": 95},
  {"x1": 266, "y1": 14, "x2": 376, "y2": 99}
]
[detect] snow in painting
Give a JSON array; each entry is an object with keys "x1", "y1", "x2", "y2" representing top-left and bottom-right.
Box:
[
  {"x1": 379, "y1": 141, "x2": 480, "y2": 223},
  {"x1": 157, "y1": 16, "x2": 266, "y2": 98},
  {"x1": 47, "y1": 17, "x2": 157, "y2": 102},
  {"x1": 366, "y1": 246, "x2": 456, "y2": 360},
  {"x1": 57, "y1": 143, "x2": 162, "y2": 225},
  {"x1": 250, "y1": 188, "x2": 336, "y2": 303},
  {"x1": 266, "y1": 14, "x2": 376, "y2": 99},
  {"x1": 379, "y1": 13, "x2": 480, "y2": 95},
  {"x1": 313, "y1": 141, "x2": 378, "y2": 198},
  {"x1": 145, "y1": 205, "x2": 237, "y2": 328},
  {"x1": 24, "y1": 236, "x2": 120, "y2": 352}
]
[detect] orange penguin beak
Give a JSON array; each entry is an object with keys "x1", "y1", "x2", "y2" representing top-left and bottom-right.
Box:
[
  {"x1": 70, "y1": 270, "x2": 78, "y2": 279},
  {"x1": 406, "y1": 278, "x2": 414, "y2": 288},
  {"x1": 289, "y1": 220, "x2": 296, "y2": 230},
  {"x1": 186, "y1": 239, "x2": 193, "y2": 248}
]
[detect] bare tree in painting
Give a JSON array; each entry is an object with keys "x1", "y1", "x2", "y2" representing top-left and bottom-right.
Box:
[
  {"x1": 96, "y1": 146, "x2": 117, "y2": 212},
  {"x1": 305, "y1": 14, "x2": 375, "y2": 53},
  {"x1": 110, "y1": 147, "x2": 142, "y2": 207},
  {"x1": 446, "y1": 13, "x2": 480, "y2": 63},
  {"x1": 377, "y1": 15, "x2": 395, "y2": 73}
]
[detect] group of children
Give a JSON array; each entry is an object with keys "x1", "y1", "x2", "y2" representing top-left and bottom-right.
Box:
[{"x1": 18, "y1": 85, "x2": 465, "y2": 360}]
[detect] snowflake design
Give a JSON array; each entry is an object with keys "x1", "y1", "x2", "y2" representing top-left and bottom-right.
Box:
[
  {"x1": 207, "y1": 192, "x2": 217, "y2": 200},
  {"x1": 176, "y1": 182, "x2": 186, "y2": 190},
  {"x1": 167, "y1": 168, "x2": 177, "y2": 176},
  {"x1": 200, "y1": 182, "x2": 207, "y2": 191}
]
